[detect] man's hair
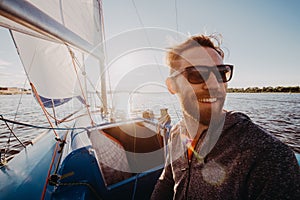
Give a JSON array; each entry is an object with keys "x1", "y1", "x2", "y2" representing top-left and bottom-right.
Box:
[{"x1": 167, "y1": 34, "x2": 224, "y2": 71}]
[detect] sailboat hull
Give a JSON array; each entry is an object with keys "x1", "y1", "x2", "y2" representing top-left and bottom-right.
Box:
[
  {"x1": 0, "y1": 130, "x2": 59, "y2": 199},
  {"x1": 0, "y1": 118, "x2": 167, "y2": 200}
]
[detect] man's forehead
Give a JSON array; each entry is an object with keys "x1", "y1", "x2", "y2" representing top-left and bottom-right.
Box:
[{"x1": 179, "y1": 47, "x2": 223, "y2": 67}]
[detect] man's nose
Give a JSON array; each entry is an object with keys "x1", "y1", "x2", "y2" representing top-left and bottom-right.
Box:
[{"x1": 203, "y1": 72, "x2": 220, "y2": 90}]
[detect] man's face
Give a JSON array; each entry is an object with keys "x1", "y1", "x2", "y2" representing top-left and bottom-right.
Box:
[{"x1": 169, "y1": 47, "x2": 227, "y2": 125}]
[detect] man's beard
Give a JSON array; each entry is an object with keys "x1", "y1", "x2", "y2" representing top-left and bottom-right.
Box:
[
  {"x1": 180, "y1": 94, "x2": 201, "y2": 123},
  {"x1": 178, "y1": 92, "x2": 225, "y2": 125}
]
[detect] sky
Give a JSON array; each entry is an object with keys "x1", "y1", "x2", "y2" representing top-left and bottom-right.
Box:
[{"x1": 0, "y1": 0, "x2": 299, "y2": 89}]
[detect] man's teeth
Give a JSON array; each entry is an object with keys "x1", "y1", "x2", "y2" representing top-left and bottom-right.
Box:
[{"x1": 198, "y1": 98, "x2": 217, "y2": 103}]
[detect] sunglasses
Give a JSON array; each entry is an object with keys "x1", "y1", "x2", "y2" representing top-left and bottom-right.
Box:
[{"x1": 170, "y1": 64, "x2": 233, "y2": 84}]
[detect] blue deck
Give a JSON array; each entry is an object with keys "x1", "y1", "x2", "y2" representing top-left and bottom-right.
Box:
[{"x1": 0, "y1": 130, "x2": 60, "y2": 200}]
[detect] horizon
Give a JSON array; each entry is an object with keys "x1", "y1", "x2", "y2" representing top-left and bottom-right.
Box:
[{"x1": 1, "y1": 85, "x2": 299, "y2": 92}]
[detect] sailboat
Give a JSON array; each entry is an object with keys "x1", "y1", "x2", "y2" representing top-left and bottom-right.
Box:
[
  {"x1": 0, "y1": 0, "x2": 172, "y2": 199},
  {"x1": 1, "y1": 1, "x2": 299, "y2": 200}
]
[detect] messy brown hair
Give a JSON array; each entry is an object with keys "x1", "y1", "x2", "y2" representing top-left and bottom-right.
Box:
[{"x1": 167, "y1": 34, "x2": 224, "y2": 71}]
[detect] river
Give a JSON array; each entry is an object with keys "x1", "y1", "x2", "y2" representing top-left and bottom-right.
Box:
[{"x1": 0, "y1": 93, "x2": 299, "y2": 161}]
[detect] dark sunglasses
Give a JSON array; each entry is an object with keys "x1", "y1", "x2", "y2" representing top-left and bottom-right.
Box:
[{"x1": 170, "y1": 64, "x2": 233, "y2": 84}]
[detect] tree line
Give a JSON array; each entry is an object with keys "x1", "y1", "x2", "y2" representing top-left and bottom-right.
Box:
[{"x1": 227, "y1": 86, "x2": 300, "y2": 93}]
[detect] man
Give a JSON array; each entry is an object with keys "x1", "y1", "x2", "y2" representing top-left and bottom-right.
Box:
[{"x1": 151, "y1": 34, "x2": 300, "y2": 199}]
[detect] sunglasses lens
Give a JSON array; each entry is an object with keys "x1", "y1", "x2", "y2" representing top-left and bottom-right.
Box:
[
  {"x1": 186, "y1": 68, "x2": 207, "y2": 84},
  {"x1": 218, "y1": 65, "x2": 232, "y2": 82}
]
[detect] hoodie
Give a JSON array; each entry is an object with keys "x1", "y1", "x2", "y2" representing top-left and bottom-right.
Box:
[{"x1": 151, "y1": 111, "x2": 300, "y2": 200}]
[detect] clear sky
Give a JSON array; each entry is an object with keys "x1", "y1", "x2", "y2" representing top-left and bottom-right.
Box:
[{"x1": 0, "y1": 0, "x2": 299, "y2": 88}]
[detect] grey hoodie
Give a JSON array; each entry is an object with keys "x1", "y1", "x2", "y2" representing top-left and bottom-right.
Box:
[{"x1": 151, "y1": 111, "x2": 300, "y2": 200}]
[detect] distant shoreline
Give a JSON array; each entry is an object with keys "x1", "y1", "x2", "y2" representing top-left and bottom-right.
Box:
[
  {"x1": 0, "y1": 86, "x2": 299, "y2": 95},
  {"x1": 227, "y1": 86, "x2": 300, "y2": 93},
  {"x1": 227, "y1": 91, "x2": 300, "y2": 93},
  {"x1": 0, "y1": 92, "x2": 31, "y2": 95},
  {"x1": 0, "y1": 87, "x2": 31, "y2": 95}
]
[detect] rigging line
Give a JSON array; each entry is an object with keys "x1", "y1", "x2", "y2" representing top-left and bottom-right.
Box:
[
  {"x1": 132, "y1": 0, "x2": 180, "y2": 125},
  {"x1": 52, "y1": 130, "x2": 69, "y2": 175},
  {"x1": 81, "y1": 53, "x2": 88, "y2": 104},
  {"x1": 9, "y1": 29, "x2": 37, "y2": 87},
  {"x1": 131, "y1": 0, "x2": 155, "y2": 50},
  {"x1": 0, "y1": 115, "x2": 26, "y2": 148},
  {"x1": 174, "y1": 0, "x2": 179, "y2": 38},
  {"x1": 51, "y1": 99, "x2": 58, "y2": 126},
  {"x1": 69, "y1": 48, "x2": 102, "y2": 121},
  {"x1": 4, "y1": 30, "x2": 33, "y2": 157},
  {"x1": 131, "y1": 0, "x2": 166, "y2": 82},
  {"x1": 11, "y1": 78, "x2": 28, "y2": 130},
  {"x1": 56, "y1": 107, "x2": 87, "y2": 124},
  {"x1": 56, "y1": 110, "x2": 100, "y2": 124},
  {"x1": 2, "y1": 78, "x2": 29, "y2": 160},
  {"x1": 131, "y1": 0, "x2": 183, "y2": 123},
  {"x1": 26, "y1": 96, "x2": 85, "y2": 125},
  {"x1": 0, "y1": 115, "x2": 88, "y2": 131},
  {"x1": 41, "y1": 137, "x2": 62, "y2": 200},
  {"x1": 18, "y1": 93, "x2": 72, "y2": 124},
  {"x1": 66, "y1": 46, "x2": 95, "y2": 126},
  {"x1": 30, "y1": 83, "x2": 61, "y2": 140},
  {"x1": 131, "y1": 0, "x2": 145, "y2": 28},
  {"x1": 132, "y1": 173, "x2": 140, "y2": 200},
  {"x1": 71, "y1": 52, "x2": 106, "y2": 108}
]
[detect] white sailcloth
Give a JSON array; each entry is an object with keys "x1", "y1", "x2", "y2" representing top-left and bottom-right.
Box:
[
  {"x1": 13, "y1": 31, "x2": 85, "y2": 99},
  {"x1": 0, "y1": 0, "x2": 104, "y2": 104}
]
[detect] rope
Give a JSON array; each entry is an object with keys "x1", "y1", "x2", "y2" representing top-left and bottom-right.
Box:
[
  {"x1": 131, "y1": 0, "x2": 183, "y2": 123},
  {"x1": 131, "y1": 173, "x2": 139, "y2": 200},
  {"x1": 53, "y1": 130, "x2": 69, "y2": 174},
  {"x1": 66, "y1": 46, "x2": 95, "y2": 126},
  {"x1": 30, "y1": 83, "x2": 61, "y2": 140},
  {"x1": 71, "y1": 55, "x2": 107, "y2": 112},
  {"x1": 40, "y1": 128, "x2": 101, "y2": 199},
  {"x1": 0, "y1": 114, "x2": 26, "y2": 165},
  {"x1": 23, "y1": 96, "x2": 69, "y2": 124},
  {"x1": 174, "y1": 0, "x2": 180, "y2": 39},
  {"x1": 51, "y1": 99, "x2": 58, "y2": 126},
  {"x1": 55, "y1": 108, "x2": 86, "y2": 124},
  {"x1": 131, "y1": 0, "x2": 166, "y2": 82},
  {"x1": 0, "y1": 115, "x2": 87, "y2": 131},
  {"x1": 41, "y1": 129, "x2": 69, "y2": 199},
  {"x1": 5, "y1": 31, "x2": 30, "y2": 161},
  {"x1": 0, "y1": 115, "x2": 26, "y2": 148},
  {"x1": 41, "y1": 138, "x2": 61, "y2": 200}
]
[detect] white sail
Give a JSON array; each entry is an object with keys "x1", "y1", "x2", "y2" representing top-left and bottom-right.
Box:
[
  {"x1": 0, "y1": 0, "x2": 104, "y2": 105},
  {"x1": 12, "y1": 31, "x2": 84, "y2": 99},
  {"x1": 26, "y1": 0, "x2": 102, "y2": 46}
]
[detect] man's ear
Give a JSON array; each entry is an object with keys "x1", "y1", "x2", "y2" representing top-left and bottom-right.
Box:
[{"x1": 166, "y1": 77, "x2": 177, "y2": 94}]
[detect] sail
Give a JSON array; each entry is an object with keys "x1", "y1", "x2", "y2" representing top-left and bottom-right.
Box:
[
  {"x1": 12, "y1": 31, "x2": 85, "y2": 99},
  {"x1": 0, "y1": 0, "x2": 104, "y2": 106}
]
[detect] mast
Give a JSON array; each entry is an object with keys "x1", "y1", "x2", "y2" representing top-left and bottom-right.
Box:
[{"x1": 97, "y1": 0, "x2": 108, "y2": 114}]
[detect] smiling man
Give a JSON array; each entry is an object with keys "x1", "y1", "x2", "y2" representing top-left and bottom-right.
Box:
[{"x1": 151, "y1": 34, "x2": 300, "y2": 200}]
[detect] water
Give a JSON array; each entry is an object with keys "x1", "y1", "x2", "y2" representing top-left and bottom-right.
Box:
[
  {"x1": 1, "y1": 93, "x2": 299, "y2": 161},
  {"x1": 225, "y1": 93, "x2": 300, "y2": 153}
]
